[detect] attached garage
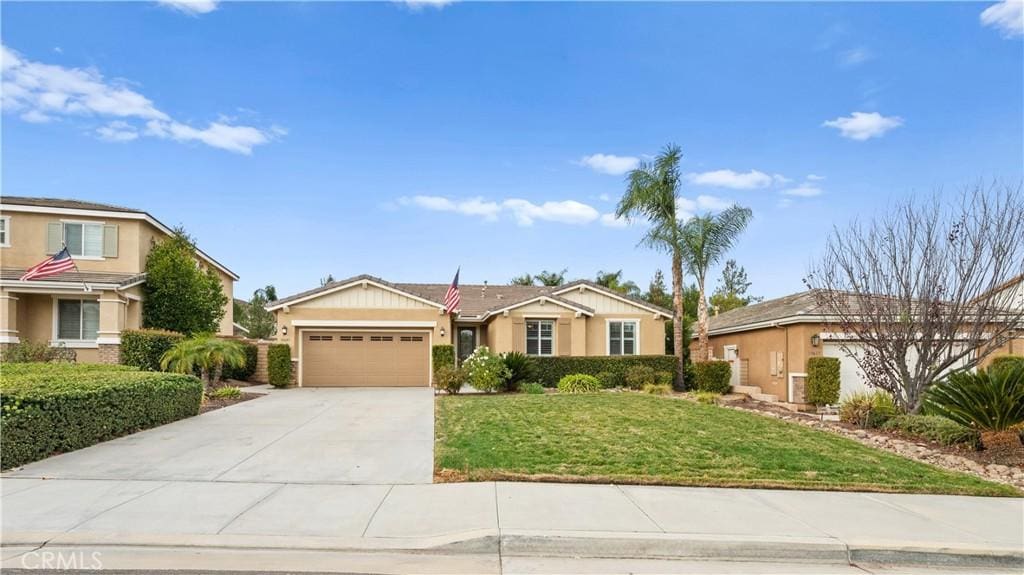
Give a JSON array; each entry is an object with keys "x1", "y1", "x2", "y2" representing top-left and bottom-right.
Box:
[{"x1": 302, "y1": 330, "x2": 430, "y2": 387}]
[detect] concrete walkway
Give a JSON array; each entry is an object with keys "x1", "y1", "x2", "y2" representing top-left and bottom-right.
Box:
[
  {"x1": 2, "y1": 478, "x2": 1022, "y2": 572},
  {"x1": 2, "y1": 387, "x2": 435, "y2": 484}
]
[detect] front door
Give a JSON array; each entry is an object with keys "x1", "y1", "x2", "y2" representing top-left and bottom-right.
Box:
[{"x1": 457, "y1": 326, "x2": 477, "y2": 364}]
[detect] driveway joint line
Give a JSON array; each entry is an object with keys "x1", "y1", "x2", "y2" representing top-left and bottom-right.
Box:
[
  {"x1": 64, "y1": 480, "x2": 171, "y2": 533},
  {"x1": 614, "y1": 484, "x2": 666, "y2": 533},
  {"x1": 360, "y1": 484, "x2": 395, "y2": 538},
  {"x1": 216, "y1": 483, "x2": 287, "y2": 535}
]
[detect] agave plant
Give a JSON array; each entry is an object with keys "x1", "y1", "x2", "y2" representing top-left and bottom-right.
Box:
[
  {"x1": 161, "y1": 334, "x2": 246, "y2": 396},
  {"x1": 924, "y1": 364, "x2": 1024, "y2": 460}
]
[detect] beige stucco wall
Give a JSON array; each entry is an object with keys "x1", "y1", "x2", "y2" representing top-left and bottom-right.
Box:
[
  {"x1": 0, "y1": 211, "x2": 145, "y2": 273},
  {"x1": 585, "y1": 314, "x2": 666, "y2": 356},
  {"x1": 482, "y1": 309, "x2": 665, "y2": 357},
  {"x1": 705, "y1": 323, "x2": 824, "y2": 398},
  {"x1": 274, "y1": 306, "x2": 452, "y2": 359}
]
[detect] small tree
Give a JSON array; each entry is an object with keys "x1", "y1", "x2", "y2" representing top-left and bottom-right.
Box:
[
  {"x1": 805, "y1": 183, "x2": 1024, "y2": 413},
  {"x1": 160, "y1": 335, "x2": 245, "y2": 395},
  {"x1": 143, "y1": 229, "x2": 227, "y2": 335},
  {"x1": 241, "y1": 288, "x2": 276, "y2": 339},
  {"x1": 709, "y1": 260, "x2": 762, "y2": 314}
]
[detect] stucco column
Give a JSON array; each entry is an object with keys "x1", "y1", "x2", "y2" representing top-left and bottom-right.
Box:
[
  {"x1": 97, "y1": 290, "x2": 125, "y2": 364},
  {"x1": 0, "y1": 289, "x2": 19, "y2": 354},
  {"x1": 571, "y1": 314, "x2": 587, "y2": 356}
]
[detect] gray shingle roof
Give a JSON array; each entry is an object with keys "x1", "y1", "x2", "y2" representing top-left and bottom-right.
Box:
[
  {"x1": 708, "y1": 291, "x2": 824, "y2": 333},
  {"x1": 1, "y1": 269, "x2": 145, "y2": 287},
  {"x1": 0, "y1": 196, "x2": 140, "y2": 213}
]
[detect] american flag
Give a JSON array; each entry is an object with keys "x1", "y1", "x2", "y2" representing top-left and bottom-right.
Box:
[
  {"x1": 20, "y1": 247, "x2": 77, "y2": 281},
  {"x1": 443, "y1": 268, "x2": 461, "y2": 314}
]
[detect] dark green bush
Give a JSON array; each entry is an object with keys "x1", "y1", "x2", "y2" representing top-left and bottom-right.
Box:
[
  {"x1": 520, "y1": 382, "x2": 545, "y2": 394},
  {"x1": 432, "y1": 345, "x2": 455, "y2": 373},
  {"x1": 624, "y1": 365, "x2": 658, "y2": 390},
  {"x1": 924, "y1": 363, "x2": 1024, "y2": 432},
  {"x1": 210, "y1": 386, "x2": 242, "y2": 400},
  {"x1": 501, "y1": 351, "x2": 536, "y2": 393},
  {"x1": 120, "y1": 329, "x2": 185, "y2": 371},
  {"x1": 222, "y1": 341, "x2": 258, "y2": 381},
  {"x1": 880, "y1": 414, "x2": 979, "y2": 447},
  {"x1": 434, "y1": 365, "x2": 466, "y2": 395},
  {"x1": 596, "y1": 371, "x2": 623, "y2": 389},
  {"x1": 693, "y1": 361, "x2": 731, "y2": 394},
  {"x1": 0, "y1": 364, "x2": 202, "y2": 469},
  {"x1": 805, "y1": 356, "x2": 841, "y2": 405},
  {"x1": 557, "y1": 374, "x2": 602, "y2": 393},
  {"x1": 990, "y1": 355, "x2": 1024, "y2": 373},
  {"x1": 267, "y1": 344, "x2": 292, "y2": 387},
  {"x1": 532, "y1": 355, "x2": 678, "y2": 388},
  {"x1": 1, "y1": 340, "x2": 64, "y2": 363}
]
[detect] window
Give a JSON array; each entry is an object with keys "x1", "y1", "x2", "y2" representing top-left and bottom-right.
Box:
[
  {"x1": 0, "y1": 216, "x2": 9, "y2": 247},
  {"x1": 526, "y1": 319, "x2": 554, "y2": 356},
  {"x1": 608, "y1": 320, "x2": 638, "y2": 356},
  {"x1": 63, "y1": 222, "x2": 103, "y2": 258},
  {"x1": 56, "y1": 299, "x2": 99, "y2": 341}
]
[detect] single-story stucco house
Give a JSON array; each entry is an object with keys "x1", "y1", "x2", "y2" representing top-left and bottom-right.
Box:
[{"x1": 268, "y1": 275, "x2": 672, "y2": 387}]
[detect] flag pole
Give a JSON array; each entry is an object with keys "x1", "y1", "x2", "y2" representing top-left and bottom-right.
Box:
[{"x1": 64, "y1": 242, "x2": 91, "y2": 293}]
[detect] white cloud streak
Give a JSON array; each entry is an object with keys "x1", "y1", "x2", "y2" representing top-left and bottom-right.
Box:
[
  {"x1": 822, "y1": 111, "x2": 903, "y2": 141},
  {"x1": 981, "y1": 0, "x2": 1023, "y2": 38},
  {"x1": 400, "y1": 0, "x2": 456, "y2": 10},
  {"x1": 578, "y1": 153, "x2": 640, "y2": 175},
  {"x1": 1, "y1": 44, "x2": 279, "y2": 154},
  {"x1": 839, "y1": 47, "x2": 872, "y2": 67},
  {"x1": 686, "y1": 169, "x2": 777, "y2": 190},
  {"x1": 781, "y1": 184, "x2": 824, "y2": 197},
  {"x1": 158, "y1": 0, "x2": 219, "y2": 15}
]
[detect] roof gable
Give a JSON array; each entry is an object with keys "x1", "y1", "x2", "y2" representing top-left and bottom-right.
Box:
[
  {"x1": 268, "y1": 275, "x2": 445, "y2": 311},
  {"x1": 554, "y1": 281, "x2": 672, "y2": 318}
]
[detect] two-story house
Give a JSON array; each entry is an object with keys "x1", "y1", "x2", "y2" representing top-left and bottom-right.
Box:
[{"x1": 0, "y1": 197, "x2": 237, "y2": 363}]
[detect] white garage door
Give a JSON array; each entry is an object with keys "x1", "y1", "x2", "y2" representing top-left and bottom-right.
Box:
[{"x1": 822, "y1": 343, "x2": 873, "y2": 400}]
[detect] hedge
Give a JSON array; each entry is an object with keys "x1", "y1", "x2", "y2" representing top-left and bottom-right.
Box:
[
  {"x1": 120, "y1": 329, "x2": 185, "y2": 371},
  {"x1": 432, "y1": 344, "x2": 455, "y2": 374},
  {"x1": 532, "y1": 355, "x2": 678, "y2": 387},
  {"x1": 222, "y1": 341, "x2": 258, "y2": 381},
  {"x1": 805, "y1": 356, "x2": 841, "y2": 405},
  {"x1": 991, "y1": 355, "x2": 1024, "y2": 372},
  {"x1": 0, "y1": 363, "x2": 202, "y2": 469},
  {"x1": 267, "y1": 344, "x2": 292, "y2": 387},
  {"x1": 693, "y1": 360, "x2": 731, "y2": 393}
]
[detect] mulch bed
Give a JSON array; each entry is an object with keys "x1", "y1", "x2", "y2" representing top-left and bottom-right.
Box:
[{"x1": 200, "y1": 392, "x2": 258, "y2": 414}]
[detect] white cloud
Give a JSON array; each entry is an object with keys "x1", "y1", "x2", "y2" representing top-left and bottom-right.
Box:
[
  {"x1": 981, "y1": 0, "x2": 1024, "y2": 38},
  {"x1": 598, "y1": 193, "x2": 612, "y2": 202},
  {"x1": 96, "y1": 120, "x2": 139, "y2": 142},
  {"x1": 822, "y1": 111, "x2": 903, "y2": 140},
  {"x1": 2, "y1": 44, "x2": 279, "y2": 154},
  {"x1": 676, "y1": 195, "x2": 732, "y2": 220},
  {"x1": 781, "y1": 184, "x2": 824, "y2": 197},
  {"x1": 400, "y1": 195, "x2": 502, "y2": 221},
  {"x1": 400, "y1": 0, "x2": 456, "y2": 10},
  {"x1": 687, "y1": 169, "x2": 774, "y2": 190},
  {"x1": 839, "y1": 47, "x2": 872, "y2": 67},
  {"x1": 158, "y1": 0, "x2": 219, "y2": 15},
  {"x1": 806, "y1": 174, "x2": 826, "y2": 181},
  {"x1": 578, "y1": 153, "x2": 640, "y2": 176},
  {"x1": 694, "y1": 194, "x2": 733, "y2": 211},
  {"x1": 503, "y1": 199, "x2": 599, "y2": 226},
  {"x1": 599, "y1": 213, "x2": 628, "y2": 228}
]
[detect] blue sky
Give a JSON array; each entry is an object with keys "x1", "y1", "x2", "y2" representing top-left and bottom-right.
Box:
[{"x1": 3, "y1": 1, "x2": 1022, "y2": 301}]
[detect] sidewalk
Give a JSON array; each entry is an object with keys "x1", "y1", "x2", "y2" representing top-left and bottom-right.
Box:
[{"x1": 2, "y1": 478, "x2": 1022, "y2": 572}]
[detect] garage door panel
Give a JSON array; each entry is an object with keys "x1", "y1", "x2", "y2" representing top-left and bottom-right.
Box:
[{"x1": 303, "y1": 331, "x2": 428, "y2": 387}]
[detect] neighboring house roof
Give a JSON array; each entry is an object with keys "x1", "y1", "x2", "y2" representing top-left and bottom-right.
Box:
[
  {"x1": 0, "y1": 196, "x2": 239, "y2": 280},
  {"x1": 268, "y1": 274, "x2": 671, "y2": 319},
  {"x1": 708, "y1": 291, "x2": 827, "y2": 335},
  {"x1": 0, "y1": 269, "x2": 146, "y2": 288},
  {"x1": 970, "y1": 273, "x2": 1024, "y2": 305}
]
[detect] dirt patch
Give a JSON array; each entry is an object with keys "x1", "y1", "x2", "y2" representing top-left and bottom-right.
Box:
[{"x1": 200, "y1": 393, "x2": 258, "y2": 414}]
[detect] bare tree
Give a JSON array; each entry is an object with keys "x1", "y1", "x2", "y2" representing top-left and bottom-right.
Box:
[{"x1": 805, "y1": 182, "x2": 1024, "y2": 413}]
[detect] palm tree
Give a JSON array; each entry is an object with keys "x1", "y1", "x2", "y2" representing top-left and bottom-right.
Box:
[
  {"x1": 679, "y1": 205, "x2": 753, "y2": 362},
  {"x1": 616, "y1": 144, "x2": 687, "y2": 388},
  {"x1": 161, "y1": 335, "x2": 247, "y2": 396},
  {"x1": 509, "y1": 273, "x2": 535, "y2": 286},
  {"x1": 595, "y1": 270, "x2": 641, "y2": 297},
  {"x1": 533, "y1": 268, "x2": 568, "y2": 286}
]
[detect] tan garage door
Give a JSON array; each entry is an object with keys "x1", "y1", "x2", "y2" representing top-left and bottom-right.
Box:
[{"x1": 302, "y1": 331, "x2": 429, "y2": 387}]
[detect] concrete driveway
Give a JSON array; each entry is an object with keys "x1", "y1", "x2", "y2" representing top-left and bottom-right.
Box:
[{"x1": 3, "y1": 387, "x2": 435, "y2": 484}]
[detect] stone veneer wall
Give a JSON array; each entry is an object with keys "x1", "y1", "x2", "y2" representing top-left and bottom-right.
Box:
[{"x1": 97, "y1": 344, "x2": 121, "y2": 365}]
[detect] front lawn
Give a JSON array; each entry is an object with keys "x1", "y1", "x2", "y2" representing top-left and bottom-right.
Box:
[{"x1": 435, "y1": 393, "x2": 1018, "y2": 496}]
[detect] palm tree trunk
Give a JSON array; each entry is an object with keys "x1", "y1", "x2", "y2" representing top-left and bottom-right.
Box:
[
  {"x1": 671, "y1": 249, "x2": 685, "y2": 390},
  {"x1": 697, "y1": 277, "x2": 710, "y2": 361}
]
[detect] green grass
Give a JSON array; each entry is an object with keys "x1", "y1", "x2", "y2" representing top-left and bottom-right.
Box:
[{"x1": 435, "y1": 393, "x2": 1018, "y2": 496}]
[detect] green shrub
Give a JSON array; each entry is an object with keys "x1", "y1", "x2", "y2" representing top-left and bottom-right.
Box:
[
  {"x1": 642, "y1": 383, "x2": 672, "y2": 395},
  {"x1": 624, "y1": 364, "x2": 658, "y2": 390},
  {"x1": 557, "y1": 374, "x2": 602, "y2": 394},
  {"x1": 463, "y1": 346, "x2": 511, "y2": 393},
  {"x1": 596, "y1": 371, "x2": 623, "y2": 389},
  {"x1": 840, "y1": 390, "x2": 898, "y2": 428},
  {"x1": 501, "y1": 351, "x2": 536, "y2": 393},
  {"x1": 925, "y1": 364, "x2": 1024, "y2": 433},
  {"x1": 1, "y1": 340, "x2": 62, "y2": 363},
  {"x1": 0, "y1": 364, "x2": 202, "y2": 469},
  {"x1": 432, "y1": 345, "x2": 455, "y2": 374},
  {"x1": 210, "y1": 386, "x2": 242, "y2": 400},
  {"x1": 693, "y1": 361, "x2": 731, "y2": 394},
  {"x1": 120, "y1": 329, "x2": 185, "y2": 371},
  {"x1": 990, "y1": 355, "x2": 1024, "y2": 373},
  {"x1": 434, "y1": 365, "x2": 466, "y2": 395},
  {"x1": 805, "y1": 356, "x2": 841, "y2": 405},
  {"x1": 267, "y1": 344, "x2": 292, "y2": 387},
  {"x1": 880, "y1": 415, "x2": 979, "y2": 447},
  {"x1": 693, "y1": 391, "x2": 720, "y2": 405},
  {"x1": 222, "y1": 342, "x2": 258, "y2": 381},
  {"x1": 520, "y1": 382, "x2": 546, "y2": 394},
  {"x1": 532, "y1": 355, "x2": 678, "y2": 388}
]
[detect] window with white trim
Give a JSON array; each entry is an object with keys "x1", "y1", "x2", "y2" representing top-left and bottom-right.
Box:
[
  {"x1": 63, "y1": 222, "x2": 103, "y2": 257},
  {"x1": 526, "y1": 319, "x2": 554, "y2": 356},
  {"x1": 0, "y1": 216, "x2": 9, "y2": 247},
  {"x1": 57, "y1": 299, "x2": 100, "y2": 341},
  {"x1": 608, "y1": 320, "x2": 638, "y2": 355}
]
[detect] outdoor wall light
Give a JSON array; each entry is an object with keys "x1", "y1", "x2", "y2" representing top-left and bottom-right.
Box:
[
  {"x1": 810, "y1": 334, "x2": 821, "y2": 347},
  {"x1": 440, "y1": 327, "x2": 446, "y2": 338},
  {"x1": 282, "y1": 326, "x2": 288, "y2": 336}
]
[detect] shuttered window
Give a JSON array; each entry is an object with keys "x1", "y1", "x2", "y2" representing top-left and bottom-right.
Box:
[
  {"x1": 62, "y1": 222, "x2": 104, "y2": 257},
  {"x1": 608, "y1": 320, "x2": 638, "y2": 356},
  {"x1": 526, "y1": 319, "x2": 554, "y2": 356},
  {"x1": 0, "y1": 216, "x2": 9, "y2": 247},
  {"x1": 57, "y1": 299, "x2": 99, "y2": 341}
]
